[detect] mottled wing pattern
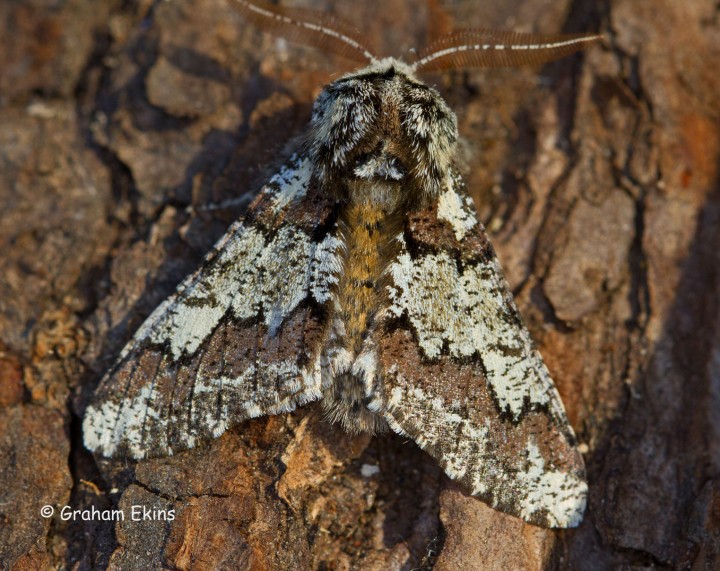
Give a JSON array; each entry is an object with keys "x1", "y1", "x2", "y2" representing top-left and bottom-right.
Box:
[
  {"x1": 83, "y1": 154, "x2": 343, "y2": 459},
  {"x1": 380, "y1": 172, "x2": 587, "y2": 528}
]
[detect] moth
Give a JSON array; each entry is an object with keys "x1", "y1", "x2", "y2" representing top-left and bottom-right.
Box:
[{"x1": 83, "y1": 0, "x2": 600, "y2": 528}]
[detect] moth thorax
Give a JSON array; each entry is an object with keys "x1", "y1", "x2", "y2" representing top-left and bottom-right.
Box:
[
  {"x1": 308, "y1": 63, "x2": 458, "y2": 203},
  {"x1": 346, "y1": 177, "x2": 404, "y2": 213}
]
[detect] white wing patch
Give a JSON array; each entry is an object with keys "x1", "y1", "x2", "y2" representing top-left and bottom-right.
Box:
[
  {"x1": 516, "y1": 442, "x2": 588, "y2": 528},
  {"x1": 142, "y1": 230, "x2": 342, "y2": 360},
  {"x1": 146, "y1": 225, "x2": 319, "y2": 359},
  {"x1": 264, "y1": 154, "x2": 312, "y2": 214},
  {"x1": 311, "y1": 235, "x2": 344, "y2": 303},
  {"x1": 84, "y1": 383, "x2": 169, "y2": 458},
  {"x1": 147, "y1": 227, "x2": 264, "y2": 359},
  {"x1": 437, "y1": 183, "x2": 477, "y2": 240},
  {"x1": 387, "y1": 249, "x2": 555, "y2": 418}
]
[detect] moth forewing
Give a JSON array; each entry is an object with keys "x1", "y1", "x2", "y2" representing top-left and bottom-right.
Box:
[
  {"x1": 84, "y1": 0, "x2": 598, "y2": 529},
  {"x1": 82, "y1": 154, "x2": 339, "y2": 459}
]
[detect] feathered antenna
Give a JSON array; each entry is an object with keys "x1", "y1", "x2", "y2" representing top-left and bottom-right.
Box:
[
  {"x1": 229, "y1": 0, "x2": 377, "y2": 64},
  {"x1": 413, "y1": 29, "x2": 602, "y2": 72}
]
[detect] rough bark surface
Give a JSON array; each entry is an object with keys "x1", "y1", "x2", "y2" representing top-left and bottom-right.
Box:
[{"x1": 1, "y1": 0, "x2": 719, "y2": 569}]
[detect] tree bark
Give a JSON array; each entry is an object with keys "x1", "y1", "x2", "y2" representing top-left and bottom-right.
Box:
[{"x1": 1, "y1": 0, "x2": 719, "y2": 569}]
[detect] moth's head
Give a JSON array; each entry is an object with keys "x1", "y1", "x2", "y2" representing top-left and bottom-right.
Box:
[
  {"x1": 307, "y1": 60, "x2": 458, "y2": 202},
  {"x1": 231, "y1": 0, "x2": 601, "y2": 202}
]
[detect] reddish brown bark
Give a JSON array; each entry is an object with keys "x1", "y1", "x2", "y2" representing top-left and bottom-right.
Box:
[{"x1": 1, "y1": 0, "x2": 719, "y2": 569}]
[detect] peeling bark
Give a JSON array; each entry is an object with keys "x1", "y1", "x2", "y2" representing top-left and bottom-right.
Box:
[{"x1": 1, "y1": 0, "x2": 719, "y2": 569}]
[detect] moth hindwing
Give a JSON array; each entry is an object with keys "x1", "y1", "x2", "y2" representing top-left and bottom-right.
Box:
[{"x1": 84, "y1": 0, "x2": 600, "y2": 529}]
